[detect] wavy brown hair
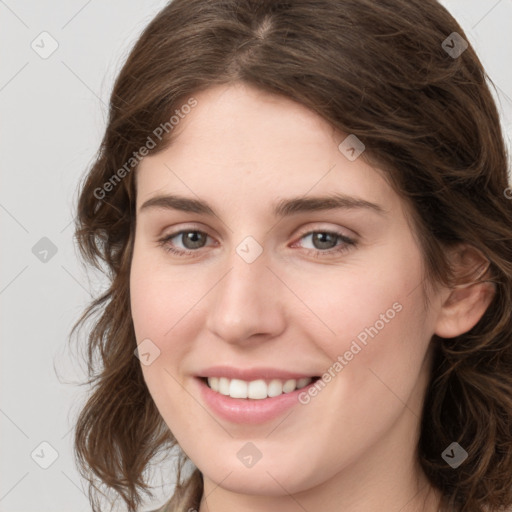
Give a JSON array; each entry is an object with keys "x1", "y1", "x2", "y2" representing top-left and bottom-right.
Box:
[{"x1": 70, "y1": 0, "x2": 512, "y2": 511}]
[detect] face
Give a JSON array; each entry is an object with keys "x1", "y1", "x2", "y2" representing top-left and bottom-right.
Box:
[{"x1": 130, "y1": 82, "x2": 442, "y2": 500}]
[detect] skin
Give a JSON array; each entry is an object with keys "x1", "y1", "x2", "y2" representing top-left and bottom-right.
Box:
[{"x1": 130, "y1": 82, "x2": 494, "y2": 512}]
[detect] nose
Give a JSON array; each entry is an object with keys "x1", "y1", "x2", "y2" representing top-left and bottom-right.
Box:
[{"x1": 205, "y1": 246, "x2": 286, "y2": 345}]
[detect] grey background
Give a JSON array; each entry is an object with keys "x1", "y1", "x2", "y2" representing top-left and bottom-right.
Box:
[{"x1": 1, "y1": 1, "x2": 511, "y2": 511}]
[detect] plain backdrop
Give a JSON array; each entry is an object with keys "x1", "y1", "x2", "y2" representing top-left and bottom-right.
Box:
[{"x1": 1, "y1": 1, "x2": 511, "y2": 511}]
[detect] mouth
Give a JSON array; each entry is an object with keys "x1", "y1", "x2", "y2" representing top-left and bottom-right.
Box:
[
  {"x1": 199, "y1": 376, "x2": 321, "y2": 400},
  {"x1": 194, "y1": 366, "x2": 323, "y2": 423}
]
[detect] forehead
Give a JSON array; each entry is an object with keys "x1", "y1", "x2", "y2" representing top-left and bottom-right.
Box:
[{"x1": 135, "y1": 83, "x2": 399, "y2": 215}]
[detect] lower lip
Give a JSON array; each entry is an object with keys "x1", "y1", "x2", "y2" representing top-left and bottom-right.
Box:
[{"x1": 196, "y1": 378, "x2": 317, "y2": 424}]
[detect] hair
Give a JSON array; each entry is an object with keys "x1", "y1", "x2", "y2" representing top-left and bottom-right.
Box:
[{"x1": 70, "y1": 0, "x2": 512, "y2": 511}]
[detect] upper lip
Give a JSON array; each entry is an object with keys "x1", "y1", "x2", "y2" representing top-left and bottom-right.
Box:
[{"x1": 196, "y1": 366, "x2": 318, "y2": 381}]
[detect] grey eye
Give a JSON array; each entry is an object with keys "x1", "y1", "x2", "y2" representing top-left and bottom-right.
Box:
[
  {"x1": 179, "y1": 231, "x2": 208, "y2": 249},
  {"x1": 302, "y1": 232, "x2": 339, "y2": 250}
]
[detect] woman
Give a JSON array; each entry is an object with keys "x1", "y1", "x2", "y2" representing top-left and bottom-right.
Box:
[{"x1": 71, "y1": 1, "x2": 512, "y2": 511}]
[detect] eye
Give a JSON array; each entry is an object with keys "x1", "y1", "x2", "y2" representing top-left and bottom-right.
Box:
[
  {"x1": 292, "y1": 230, "x2": 356, "y2": 257},
  {"x1": 157, "y1": 229, "x2": 213, "y2": 257}
]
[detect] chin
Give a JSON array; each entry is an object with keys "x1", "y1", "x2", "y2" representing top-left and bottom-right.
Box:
[{"x1": 198, "y1": 455, "x2": 318, "y2": 496}]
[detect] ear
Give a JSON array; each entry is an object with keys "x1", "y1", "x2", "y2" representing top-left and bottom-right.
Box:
[{"x1": 434, "y1": 244, "x2": 496, "y2": 339}]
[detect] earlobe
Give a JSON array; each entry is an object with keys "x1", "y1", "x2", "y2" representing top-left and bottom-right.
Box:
[{"x1": 434, "y1": 245, "x2": 496, "y2": 339}]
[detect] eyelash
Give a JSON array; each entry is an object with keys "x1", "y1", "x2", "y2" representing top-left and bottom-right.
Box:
[{"x1": 157, "y1": 228, "x2": 357, "y2": 259}]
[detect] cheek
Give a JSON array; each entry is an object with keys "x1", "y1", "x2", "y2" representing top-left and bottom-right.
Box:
[
  {"x1": 130, "y1": 243, "x2": 210, "y2": 413},
  {"x1": 130, "y1": 250, "x2": 202, "y2": 434},
  {"x1": 130, "y1": 244, "x2": 201, "y2": 341},
  {"x1": 290, "y1": 241, "x2": 431, "y2": 419},
  {"x1": 290, "y1": 240, "x2": 426, "y2": 359}
]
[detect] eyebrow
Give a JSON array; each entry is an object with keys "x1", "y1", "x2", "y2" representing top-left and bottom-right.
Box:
[{"x1": 139, "y1": 193, "x2": 387, "y2": 217}]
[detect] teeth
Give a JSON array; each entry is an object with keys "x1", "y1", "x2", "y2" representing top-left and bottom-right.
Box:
[
  {"x1": 282, "y1": 379, "x2": 296, "y2": 393},
  {"x1": 229, "y1": 378, "x2": 248, "y2": 398},
  {"x1": 218, "y1": 377, "x2": 230, "y2": 395},
  {"x1": 267, "y1": 379, "x2": 283, "y2": 397},
  {"x1": 206, "y1": 376, "x2": 313, "y2": 399},
  {"x1": 297, "y1": 377, "x2": 311, "y2": 388},
  {"x1": 248, "y1": 379, "x2": 267, "y2": 399}
]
